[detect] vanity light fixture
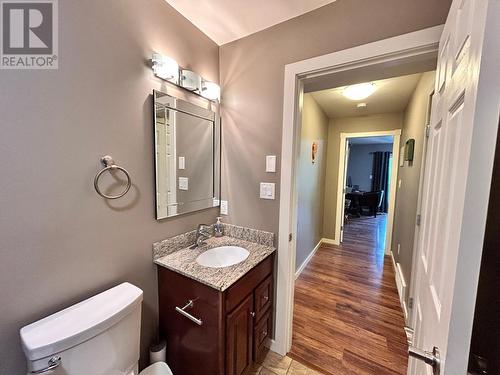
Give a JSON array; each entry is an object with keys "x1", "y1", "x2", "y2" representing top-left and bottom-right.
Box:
[
  {"x1": 152, "y1": 53, "x2": 220, "y2": 101},
  {"x1": 343, "y1": 82, "x2": 377, "y2": 101},
  {"x1": 180, "y1": 69, "x2": 202, "y2": 92},
  {"x1": 152, "y1": 53, "x2": 179, "y2": 84},
  {"x1": 201, "y1": 80, "x2": 221, "y2": 101}
]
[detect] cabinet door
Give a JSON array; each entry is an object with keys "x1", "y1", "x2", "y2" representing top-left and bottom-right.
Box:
[{"x1": 226, "y1": 294, "x2": 254, "y2": 375}]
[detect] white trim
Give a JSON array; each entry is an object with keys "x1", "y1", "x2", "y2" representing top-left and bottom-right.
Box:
[
  {"x1": 390, "y1": 251, "x2": 408, "y2": 320},
  {"x1": 335, "y1": 129, "x2": 401, "y2": 254},
  {"x1": 321, "y1": 237, "x2": 339, "y2": 246},
  {"x1": 295, "y1": 239, "x2": 322, "y2": 279},
  {"x1": 275, "y1": 25, "x2": 443, "y2": 356}
]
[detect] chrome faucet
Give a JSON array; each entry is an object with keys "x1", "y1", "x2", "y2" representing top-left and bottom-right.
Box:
[{"x1": 190, "y1": 224, "x2": 212, "y2": 249}]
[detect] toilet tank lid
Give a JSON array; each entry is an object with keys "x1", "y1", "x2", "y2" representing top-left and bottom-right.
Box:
[{"x1": 20, "y1": 282, "x2": 143, "y2": 361}]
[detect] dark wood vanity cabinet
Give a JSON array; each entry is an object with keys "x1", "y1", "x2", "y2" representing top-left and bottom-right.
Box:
[{"x1": 158, "y1": 254, "x2": 274, "y2": 375}]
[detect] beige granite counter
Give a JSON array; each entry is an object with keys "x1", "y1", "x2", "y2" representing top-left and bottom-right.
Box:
[{"x1": 153, "y1": 225, "x2": 275, "y2": 291}]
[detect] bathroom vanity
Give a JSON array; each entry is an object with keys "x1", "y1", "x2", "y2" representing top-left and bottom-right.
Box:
[{"x1": 153, "y1": 227, "x2": 275, "y2": 375}]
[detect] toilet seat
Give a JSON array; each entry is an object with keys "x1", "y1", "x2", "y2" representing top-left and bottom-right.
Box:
[{"x1": 140, "y1": 362, "x2": 173, "y2": 375}]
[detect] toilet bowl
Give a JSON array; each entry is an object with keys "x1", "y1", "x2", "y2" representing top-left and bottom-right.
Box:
[{"x1": 20, "y1": 282, "x2": 173, "y2": 375}]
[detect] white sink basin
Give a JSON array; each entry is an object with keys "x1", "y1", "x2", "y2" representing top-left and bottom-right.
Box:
[{"x1": 196, "y1": 246, "x2": 249, "y2": 268}]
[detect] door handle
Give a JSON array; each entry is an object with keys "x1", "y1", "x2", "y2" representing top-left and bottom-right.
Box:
[{"x1": 408, "y1": 346, "x2": 440, "y2": 375}]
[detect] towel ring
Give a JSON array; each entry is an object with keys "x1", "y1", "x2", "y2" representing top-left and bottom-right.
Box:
[{"x1": 94, "y1": 155, "x2": 131, "y2": 199}]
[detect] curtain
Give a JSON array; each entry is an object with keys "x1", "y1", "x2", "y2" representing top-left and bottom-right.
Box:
[{"x1": 371, "y1": 151, "x2": 391, "y2": 212}]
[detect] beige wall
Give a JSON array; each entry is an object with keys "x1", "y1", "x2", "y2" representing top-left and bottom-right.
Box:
[
  {"x1": 0, "y1": 1, "x2": 219, "y2": 373},
  {"x1": 219, "y1": 0, "x2": 451, "y2": 236},
  {"x1": 392, "y1": 71, "x2": 436, "y2": 301},
  {"x1": 323, "y1": 113, "x2": 404, "y2": 239},
  {"x1": 296, "y1": 94, "x2": 328, "y2": 271}
]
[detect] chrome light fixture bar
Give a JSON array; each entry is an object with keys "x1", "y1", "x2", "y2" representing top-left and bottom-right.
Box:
[{"x1": 152, "y1": 53, "x2": 220, "y2": 101}]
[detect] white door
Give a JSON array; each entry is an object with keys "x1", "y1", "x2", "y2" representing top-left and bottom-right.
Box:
[
  {"x1": 409, "y1": 0, "x2": 500, "y2": 374},
  {"x1": 340, "y1": 139, "x2": 350, "y2": 242}
]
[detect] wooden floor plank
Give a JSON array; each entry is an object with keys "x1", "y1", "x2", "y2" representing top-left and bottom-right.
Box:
[{"x1": 289, "y1": 215, "x2": 409, "y2": 375}]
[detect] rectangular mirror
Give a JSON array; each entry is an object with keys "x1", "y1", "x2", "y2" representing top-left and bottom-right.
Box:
[{"x1": 153, "y1": 90, "x2": 220, "y2": 219}]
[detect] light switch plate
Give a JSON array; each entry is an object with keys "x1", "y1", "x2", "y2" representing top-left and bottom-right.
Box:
[
  {"x1": 178, "y1": 177, "x2": 188, "y2": 190},
  {"x1": 266, "y1": 155, "x2": 277, "y2": 172},
  {"x1": 178, "y1": 156, "x2": 185, "y2": 170},
  {"x1": 260, "y1": 182, "x2": 275, "y2": 200},
  {"x1": 220, "y1": 200, "x2": 228, "y2": 215}
]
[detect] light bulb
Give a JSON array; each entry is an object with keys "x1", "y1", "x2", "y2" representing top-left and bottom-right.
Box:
[
  {"x1": 343, "y1": 83, "x2": 376, "y2": 100},
  {"x1": 201, "y1": 81, "x2": 220, "y2": 101}
]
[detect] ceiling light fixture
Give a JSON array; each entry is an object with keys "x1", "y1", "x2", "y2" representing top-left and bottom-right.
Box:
[
  {"x1": 343, "y1": 82, "x2": 376, "y2": 100},
  {"x1": 357, "y1": 103, "x2": 367, "y2": 108}
]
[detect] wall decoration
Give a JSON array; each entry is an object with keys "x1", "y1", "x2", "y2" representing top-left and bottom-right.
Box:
[
  {"x1": 405, "y1": 138, "x2": 415, "y2": 162},
  {"x1": 311, "y1": 142, "x2": 318, "y2": 164}
]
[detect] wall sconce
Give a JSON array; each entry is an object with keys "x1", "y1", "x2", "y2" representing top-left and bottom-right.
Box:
[
  {"x1": 180, "y1": 69, "x2": 202, "y2": 92},
  {"x1": 152, "y1": 53, "x2": 179, "y2": 84},
  {"x1": 201, "y1": 80, "x2": 221, "y2": 101},
  {"x1": 152, "y1": 53, "x2": 220, "y2": 102}
]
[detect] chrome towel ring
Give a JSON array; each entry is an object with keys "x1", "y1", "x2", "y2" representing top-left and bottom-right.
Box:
[{"x1": 94, "y1": 155, "x2": 131, "y2": 199}]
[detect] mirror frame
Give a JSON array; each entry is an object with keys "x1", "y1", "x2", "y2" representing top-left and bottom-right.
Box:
[{"x1": 153, "y1": 90, "x2": 221, "y2": 220}]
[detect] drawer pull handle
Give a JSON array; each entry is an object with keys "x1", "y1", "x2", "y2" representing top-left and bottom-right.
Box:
[{"x1": 175, "y1": 300, "x2": 203, "y2": 326}]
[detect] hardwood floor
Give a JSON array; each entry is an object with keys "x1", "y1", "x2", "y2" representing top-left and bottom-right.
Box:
[{"x1": 289, "y1": 215, "x2": 409, "y2": 375}]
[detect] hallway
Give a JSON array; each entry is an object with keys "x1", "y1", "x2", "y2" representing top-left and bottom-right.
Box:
[{"x1": 289, "y1": 215, "x2": 409, "y2": 375}]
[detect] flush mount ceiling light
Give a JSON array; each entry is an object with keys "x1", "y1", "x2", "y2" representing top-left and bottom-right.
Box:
[{"x1": 343, "y1": 82, "x2": 377, "y2": 100}]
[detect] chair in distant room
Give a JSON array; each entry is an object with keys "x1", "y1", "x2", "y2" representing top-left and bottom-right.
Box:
[
  {"x1": 344, "y1": 198, "x2": 352, "y2": 224},
  {"x1": 359, "y1": 190, "x2": 384, "y2": 217}
]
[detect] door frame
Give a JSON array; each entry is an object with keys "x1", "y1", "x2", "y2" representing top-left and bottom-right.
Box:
[
  {"x1": 273, "y1": 25, "x2": 444, "y2": 355},
  {"x1": 335, "y1": 130, "x2": 401, "y2": 254}
]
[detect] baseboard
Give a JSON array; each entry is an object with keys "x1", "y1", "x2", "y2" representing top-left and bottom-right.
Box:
[
  {"x1": 321, "y1": 237, "x2": 339, "y2": 246},
  {"x1": 390, "y1": 251, "x2": 408, "y2": 321},
  {"x1": 266, "y1": 339, "x2": 285, "y2": 355},
  {"x1": 295, "y1": 239, "x2": 322, "y2": 279}
]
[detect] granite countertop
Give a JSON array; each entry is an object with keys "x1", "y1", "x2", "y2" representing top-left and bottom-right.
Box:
[{"x1": 153, "y1": 225, "x2": 275, "y2": 291}]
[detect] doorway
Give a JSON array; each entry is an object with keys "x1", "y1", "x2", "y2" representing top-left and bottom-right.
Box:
[
  {"x1": 273, "y1": 25, "x2": 443, "y2": 358},
  {"x1": 342, "y1": 135, "x2": 395, "y2": 256},
  {"x1": 337, "y1": 131, "x2": 400, "y2": 254}
]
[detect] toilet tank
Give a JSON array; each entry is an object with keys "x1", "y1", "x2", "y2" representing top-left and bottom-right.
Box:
[{"x1": 20, "y1": 282, "x2": 143, "y2": 375}]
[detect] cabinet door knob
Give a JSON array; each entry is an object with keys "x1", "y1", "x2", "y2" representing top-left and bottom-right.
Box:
[
  {"x1": 262, "y1": 295, "x2": 269, "y2": 302},
  {"x1": 250, "y1": 311, "x2": 256, "y2": 317}
]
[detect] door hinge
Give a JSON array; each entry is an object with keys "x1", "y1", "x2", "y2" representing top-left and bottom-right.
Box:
[
  {"x1": 416, "y1": 214, "x2": 422, "y2": 226},
  {"x1": 425, "y1": 125, "x2": 430, "y2": 138},
  {"x1": 409, "y1": 297, "x2": 414, "y2": 309},
  {"x1": 340, "y1": 225, "x2": 344, "y2": 231},
  {"x1": 288, "y1": 233, "x2": 293, "y2": 242}
]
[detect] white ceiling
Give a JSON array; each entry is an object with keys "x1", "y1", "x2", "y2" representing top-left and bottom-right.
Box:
[
  {"x1": 311, "y1": 73, "x2": 423, "y2": 119},
  {"x1": 349, "y1": 136, "x2": 394, "y2": 145},
  {"x1": 165, "y1": 0, "x2": 337, "y2": 45}
]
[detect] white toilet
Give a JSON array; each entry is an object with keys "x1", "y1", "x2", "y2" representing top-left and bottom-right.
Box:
[{"x1": 20, "y1": 282, "x2": 173, "y2": 375}]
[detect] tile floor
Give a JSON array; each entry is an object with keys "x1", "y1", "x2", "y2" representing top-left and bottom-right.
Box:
[{"x1": 250, "y1": 350, "x2": 322, "y2": 375}]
